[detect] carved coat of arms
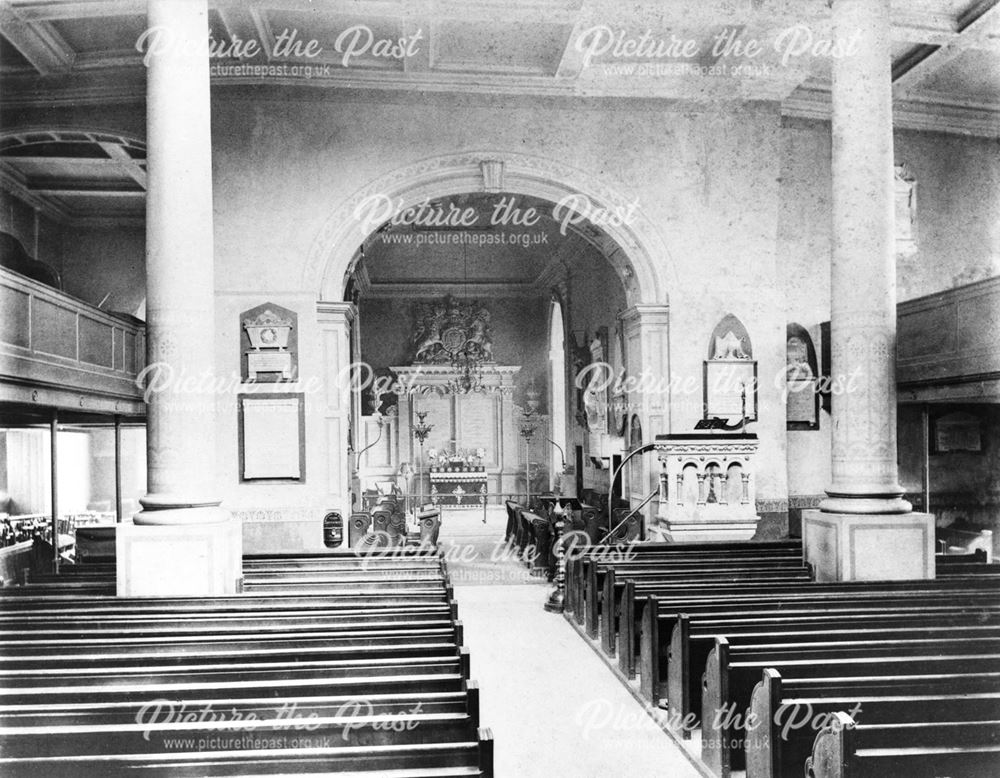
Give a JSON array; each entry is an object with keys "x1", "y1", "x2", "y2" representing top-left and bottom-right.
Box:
[{"x1": 411, "y1": 296, "x2": 494, "y2": 364}]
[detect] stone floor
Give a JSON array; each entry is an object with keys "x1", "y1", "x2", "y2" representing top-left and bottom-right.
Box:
[{"x1": 441, "y1": 508, "x2": 706, "y2": 778}]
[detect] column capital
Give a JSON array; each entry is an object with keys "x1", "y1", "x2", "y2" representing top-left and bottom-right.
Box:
[
  {"x1": 618, "y1": 303, "x2": 670, "y2": 329},
  {"x1": 317, "y1": 300, "x2": 357, "y2": 324}
]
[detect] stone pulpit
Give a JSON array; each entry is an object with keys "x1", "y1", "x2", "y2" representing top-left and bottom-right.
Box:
[{"x1": 650, "y1": 433, "x2": 761, "y2": 542}]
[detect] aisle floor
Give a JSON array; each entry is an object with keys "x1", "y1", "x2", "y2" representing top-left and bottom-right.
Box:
[{"x1": 443, "y1": 508, "x2": 705, "y2": 778}]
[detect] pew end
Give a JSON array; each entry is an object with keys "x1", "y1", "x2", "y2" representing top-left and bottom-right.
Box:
[
  {"x1": 805, "y1": 711, "x2": 855, "y2": 778},
  {"x1": 639, "y1": 594, "x2": 660, "y2": 705},
  {"x1": 478, "y1": 727, "x2": 495, "y2": 778},
  {"x1": 585, "y1": 560, "x2": 600, "y2": 638},
  {"x1": 666, "y1": 613, "x2": 691, "y2": 732},
  {"x1": 745, "y1": 667, "x2": 782, "y2": 778},
  {"x1": 701, "y1": 636, "x2": 731, "y2": 778},
  {"x1": 600, "y1": 567, "x2": 617, "y2": 656},
  {"x1": 464, "y1": 679, "x2": 480, "y2": 726},
  {"x1": 617, "y1": 578, "x2": 636, "y2": 678}
]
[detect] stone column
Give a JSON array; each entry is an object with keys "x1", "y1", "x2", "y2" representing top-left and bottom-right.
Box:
[
  {"x1": 118, "y1": 0, "x2": 241, "y2": 595},
  {"x1": 318, "y1": 301, "x2": 356, "y2": 518},
  {"x1": 619, "y1": 304, "x2": 670, "y2": 532},
  {"x1": 802, "y1": 0, "x2": 934, "y2": 581}
]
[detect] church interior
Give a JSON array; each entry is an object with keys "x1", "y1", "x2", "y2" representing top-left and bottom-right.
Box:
[{"x1": 0, "y1": 0, "x2": 999, "y2": 776}]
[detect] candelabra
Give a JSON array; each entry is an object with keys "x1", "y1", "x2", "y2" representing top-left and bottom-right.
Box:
[
  {"x1": 412, "y1": 410, "x2": 434, "y2": 510},
  {"x1": 544, "y1": 500, "x2": 566, "y2": 613},
  {"x1": 520, "y1": 380, "x2": 541, "y2": 507},
  {"x1": 520, "y1": 412, "x2": 537, "y2": 508}
]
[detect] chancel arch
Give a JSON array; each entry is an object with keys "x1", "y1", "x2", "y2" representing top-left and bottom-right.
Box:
[
  {"x1": 304, "y1": 151, "x2": 675, "y2": 308},
  {"x1": 329, "y1": 182, "x2": 671, "y2": 517}
]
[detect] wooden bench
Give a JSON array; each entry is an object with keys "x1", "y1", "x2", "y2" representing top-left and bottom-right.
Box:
[
  {"x1": 636, "y1": 581, "x2": 1000, "y2": 702},
  {"x1": 701, "y1": 635, "x2": 1000, "y2": 777},
  {"x1": 566, "y1": 541, "x2": 805, "y2": 624},
  {"x1": 0, "y1": 550, "x2": 493, "y2": 777},
  {"x1": 594, "y1": 562, "x2": 813, "y2": 651},
  {"x1": 746, "y1": 667, "x2": 1000, "y2": 778},
  {"x1": 805, "y1": 710, "x2": 998, "y2": 778},
  {"x1": 0, "y1": 678, "x2": 481, "y2": 726},
  {"x1": 665, "y1": 607, "x2": 1000, "y2": 729},
  {"x1": 0, "y1": 731, "x2": 495, "y2": 777}
]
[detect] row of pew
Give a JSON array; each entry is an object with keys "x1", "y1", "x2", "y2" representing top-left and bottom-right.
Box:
[
  {"x1": 349, "y1": 494, "x2": 442, "y2": 548},
  {"x1": 504, "y1": 497, "x2": 642, "y2": 580},
  {"x1": 564, "y1": 540, "x2": 1000, "y2": 778},
  {"x1": 0, "y1": 549, "x2": 494, "y2": 776}
]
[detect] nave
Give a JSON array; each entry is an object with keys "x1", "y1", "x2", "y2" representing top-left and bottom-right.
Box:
[
  {"x1": 4, "y1": 501, "x2": 1000, "y2": 777},
  {"x1": 561, "y1": 534, "x2": 1000, "y2": 778},
  {"x1": 0, "y1": 507, "x2": 710, "y2": 778}
]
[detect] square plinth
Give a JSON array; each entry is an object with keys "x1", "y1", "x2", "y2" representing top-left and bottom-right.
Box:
[
  {"x1": 117, "y1": 517, "x2": 243, "y2": 596},
  {"x1": 802, "y1": 509, "x2": 935, "y2": 582}
]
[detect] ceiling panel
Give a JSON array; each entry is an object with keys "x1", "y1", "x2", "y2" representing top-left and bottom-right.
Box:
[
  {"x1": 918, "y1": 47, "x2": 1000, "y2": 99},
  {"x1": 262, "y1": 10, "x2": 405, "y2": 69},
  {"x1": 433, "y1": 21, "x2": 569, "y2": 74},
  {"x1": 47, "y1": 14, "x2": 146, "y2": 55},
  {"x1": 0, "y1": 33, "x2": 33, "y2": 71}
]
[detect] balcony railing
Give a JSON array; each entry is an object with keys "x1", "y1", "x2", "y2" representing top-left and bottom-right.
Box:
[
  {"x1": 0, "y1": 267, "x2": 145, "y2": 414},
  {"x1": 897, "y1": 276, "x2": 1000, "y2": 401}
]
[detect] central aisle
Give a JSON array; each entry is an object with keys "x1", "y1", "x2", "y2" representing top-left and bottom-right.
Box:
[{"x1": 439, "y1": 507, "x2": 706, "y2": 778}]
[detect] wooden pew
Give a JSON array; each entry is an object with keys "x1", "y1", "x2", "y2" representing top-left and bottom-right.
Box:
[
  {"x1": 504, "y1": 500, "x2": 520, "y2": 543},
  {"x1": 595, "y1": 561, "x2": 812, "y2": 650},
  {"x1": 805, "y1": 711, "x2": 999, "y2": 778},
  {"x1": 0, "y1": 699, "x2": 483, "y2": 757},
  {"x1": 0, "y1": 678, "x2": 481, "y2": 726},
  {"x1": 701, "y1": 635, "x2": 1000, "y2": 777},
  {"x1": 636, "y1": 581, "x2": 1000, "y2": 702},
  {"x1": 0, "y1": 729, "x2": 495, "y2": 777},
  {"x1": 520, "y1": 510, "x2": 551, "y2": 577},
  {"x1": 665, "y1": 608, "x2": 1000, "y2": 729},
  {"x1": 565, "y1": 540, "x2": 805, "y2": 625},
  {"x1": 746, "y1": 667, "x2": 1000, "y2": 778},
  {"x1": 0, "y1": 549, "x2": 493, "y2": 777}
]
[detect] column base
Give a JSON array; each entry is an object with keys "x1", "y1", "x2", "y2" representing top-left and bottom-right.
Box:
[
  {"x1": 116, "y1": 513, "x2": 243, "y2": 596},
  {"x1": 802, "y1": 509, "x2": 935, "y2": 582},
  {"x1": 648, "y1": 515, "x2": 759, "y2": 543}
]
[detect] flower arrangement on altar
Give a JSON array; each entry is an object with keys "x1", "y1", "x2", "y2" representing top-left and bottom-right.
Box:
[{"x1": 429, "y1": 447, "x2": 487, "y2": 472}]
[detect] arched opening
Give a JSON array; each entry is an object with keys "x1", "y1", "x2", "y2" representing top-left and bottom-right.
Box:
[
  {"x1": 304, "y1": 151, "x2": 673, "y2": 307},
  {"x1": 308, "y1": 153, "x2": 674, "y2": 543},
  {"x1": 348, "y1": 191, "x2": 630, "y2": 518}
]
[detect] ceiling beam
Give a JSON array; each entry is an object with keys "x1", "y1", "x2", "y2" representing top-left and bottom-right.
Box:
[
  {"x1": 893, "y1": 0, "x2": 1000, "y2": 93},
  {"x1": 5, "y1": 1, "x2": 144, "y2": 22},
  {"x1": 216, "y1": 2, "x2": 271, "y2": 60},
  {"x1": 553, "y1": 0, "x2": 593, "y2": 80},
  {"x1": 29, "y1": 186, "x2": 145, "y2": 197},
  {"x1": 402, "y1": 16, "x2": 432, "y2": 73},
  {"x1": 0, "y1": 5, "x2": 75, "y2": 75},
  {"x1": 0, "y1": 163, "x2": 73, "y2": 223},
  {"x1": 97, "y1": 141, "x2": 147, "y2": 189}
]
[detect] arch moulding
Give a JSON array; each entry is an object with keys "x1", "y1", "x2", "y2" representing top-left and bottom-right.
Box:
[{"x1": 303, "y1": 150, "x2": 675, "y2": 306}]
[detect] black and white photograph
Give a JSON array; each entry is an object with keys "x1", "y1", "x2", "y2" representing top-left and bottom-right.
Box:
[{"x1": 0, "y1": 0, "x2": 998, "y2": 775}]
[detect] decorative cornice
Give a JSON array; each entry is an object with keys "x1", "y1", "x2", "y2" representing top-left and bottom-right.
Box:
[
  {"x1": 782, "y1": 83, "x2": 1000, "y2": 139},
  {"x1": 367, "y1": 281, "x2": 541, "y2": 299}
]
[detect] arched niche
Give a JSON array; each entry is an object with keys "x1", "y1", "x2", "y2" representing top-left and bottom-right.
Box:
[
  {"x1": 704, "y1": 313, "x2": 756, "y2": 422},
  {"x1": 708, "y1": 313, "x2": 753, "y2": 360},
  {"x1": 786, "y1": 323, "x2": 820, "y2": 430}
]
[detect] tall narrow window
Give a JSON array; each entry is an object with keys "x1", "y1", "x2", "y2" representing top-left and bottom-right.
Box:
[{"x1": 549, "y1": 299, "x2": 568, "y2": 491}]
